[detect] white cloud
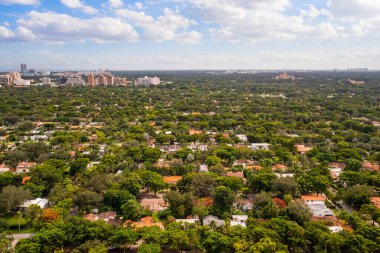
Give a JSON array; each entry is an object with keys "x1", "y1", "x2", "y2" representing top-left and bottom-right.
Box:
[
  {"x1": 135, "y1": 2, "x2": 143, "y2": 9},
  {"x1": 0, "y1": 26, "x2": 16, "y2": 40},
  {"x1": 116, "y1": 8, "x2": 202, "y2": 43},
  {"x1": 172, "y1": 0, "x2": 338, "y2": 42},
  {"x1": 109, "y1": 0, "x2": 123, "y2": 8},
  {"x1": 60, "y1": 0, "x2": 98, "y2": 14},
  {"x1": 300, "y1": 4, "x2": 321, "y2": 19},
  {"x1": 0, "y1": 0, "x2": 39, "y2": 5},
  {"x1": 4, "y1": 11, "x2": 139, "y2": 43},
  {"x1": 328, "y1": 0, "x2": 380, "y2": 35}
]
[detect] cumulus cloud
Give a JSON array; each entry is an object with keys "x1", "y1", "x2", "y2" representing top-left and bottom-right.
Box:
[
  {"x1": 170, "y1": 0, "x2": 338, "y2": 42},
  {"x1": 0, "y1": 11, "x2": 138, "y2": 43},
  {"x1": 60, "y1": 0, "x2": 98, "y2": 14},
  {"x1": 0, "y1": 0, "x2": 39, "y2": 5},
  {"x1": 0, "y1": 26, "x2": 16, "y2": 40},
  {"x1": 108, "y1": 0, "x2": 123, "y2": 8},
  {"x1": 116, "y1": 8, "x2": 202, "y2": 43},
  {"x1": 328, "y1": 0, "x2": 380, "y2": 35}
]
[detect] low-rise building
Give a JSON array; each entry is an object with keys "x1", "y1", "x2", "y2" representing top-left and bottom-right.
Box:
[
  {"x1": 16, "y1": 162, "x2": 36, "y2": 173},
  {"x1": 301, "y1": 195, "x2": 333, "y2": 217},
  {"x1": 199, "y1": 164, "x2": 208, "y2": 172},
  {"x1": 231, "y1": 215, "x2": 248, "y2": 227},
  {"x1": 163, "y1": 176, "x2": 182, "y2": 184},
  {"x1": 21, "y1": 198, "x2": 49, "y2": 209},
  {"x1": 249, "y1": 143, "x2": 270, "y2": 150},
  {"x1": 0, "y1": 164, "x2": 10, "y2": 173},
  {"x1": 236, "y1": 134, "x2": 248, "y2": 143},
  {"x1": 295, "y1": 144, "x2": 313, "y2": 154},
  {"x1": 140, "y1": 197, "x2": 167, "y2": 212},
  {"x1": 203, "y1": 215, "x2": 225, "y2": 227}
]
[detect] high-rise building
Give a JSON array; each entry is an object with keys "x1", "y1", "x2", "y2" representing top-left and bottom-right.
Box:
[
  {"x1": 98, "y1": 75, "x2": 107, "y2": 86},
  {"x1": 136, "y1": 76, "x2": 161, "y2": 86},
  {"x1": 150, "y1": 76, "x2": 161, "y2": 85},
  {"x1": 106, "y1": 75, "x2": 114, "y2": 86},
  {"x1": 41, "y1": 77, "x2": 51, "y2": 85},
  {"x1": 0, "y1": 75, "x2": 11, "y2": 85},
  {"x1": 21, "y1": 64, "x2": 27, "y2": 73},
  {"x1": 65, "y1": 76, "x2": 85, "y2": 85},
  {"x1": 87, "y1": 73, "x2": 95, "y2": 86},
  {"x1": 9, "y1": 72, "x2": 21, "y2": 83}
]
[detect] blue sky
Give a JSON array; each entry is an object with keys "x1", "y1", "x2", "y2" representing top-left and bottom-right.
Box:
[{"x1": 0, "y1": 0, "x2": 380, "y2": 70}]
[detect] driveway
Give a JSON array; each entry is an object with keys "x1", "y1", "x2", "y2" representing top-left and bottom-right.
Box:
[{"x1": 11, "y1": 233, "x2": 34, "y2": 248}]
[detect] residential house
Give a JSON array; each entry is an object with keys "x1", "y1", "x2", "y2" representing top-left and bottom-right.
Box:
[
  {"x1": 301, "y1": 195, "x2": 333, "y2": 217},
  {"x1": 30, "y1": 135, "x2": 48, "y2": 141},
  {"x1": 176, "y1": 217, "x2": 200, "y2": 224},
  {"x1": 155, "y1": 159, "x2": 170, "y2": 169},
  {"x1": 21, "y1": 198, "x2": 49, "y2": 209},
  {"x1": 16, "y1": 162, "x2": 36, "y2": 173},
  {"x1": 295, "y1": 144, "x2": 313, "y2": 154},
  {"x1": 231, "y1": 215, "x2": 248, "y2": 227},
  {"x1": 226, "y1": 171, "x2": 245, "y2": 179},
  {"x1": 249, "y1": 143, "x2": 270, "y2": 150},
  {"x1": 125, "y1": 216, "x2": 164, "y2": 229},
  {"x1": 0, "y1": 164, "x2": 10, "y2": 173},
  {"x1": 236, "y1": 134, "x2": 248, "y2": 143},
  {"x1": 272, "y1": 164, "x2": 288, "y2": 172},
  {"x1": 189, "y1": 129, "x2": 203, "y2": 135},
  {"x1": 163, "y1": 176, "x2": 182, "y2": 184},
  {"x1": 370, "y1": 197, "x2": 380, "y2": 209},
  {"x1": 362, "y1": 160, "x2": 380, "y2": 172},
  {"x1": 203, "y1": 215, "x2": 225, "y2": 227},
  {"x1": 275, "y1": 173, "x2": 294, "y2": 178},
  {"x1": 187, "y1": 142, "x2": 208, "y2": 152},
  {"x1": 140, "y1": 197, "x2": 167, "y2": 212},
  {"x1": 84, "y1": 211, "x2": 121, "y2": 226},
  {"x1": 199, "y1": 164, "x2": 208, "y2": 172}
]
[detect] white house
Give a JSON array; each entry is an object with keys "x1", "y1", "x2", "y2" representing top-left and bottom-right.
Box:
[
  {"x1": 231, "y1": 215, "x2": 248, "y2": 227},
  {"x1": 0, "y1": 164, "x2": 10, "y2": 173},
  {"x1": 16, "y1": 162, "x2": 36, "y2": 174},
  {"x1": 249, "y1": 143, "x2": 270, "y2": 150},
  {"x1": 199, "y1": 164, "x2": 208, "y2": 172},
  {"x1": 21, "y1": 198, "x2": 49, "y2": 209},
  {"x1": 329, "y1": 226, "x2": 343, "y2": 233},
  {"x1": 236, "y1": 134, "x2": 248, "y2": 143},
  {"x1": 203, "y1": 215, "x2": 225, "y2": 226},
  {"x1": 176, "y1": 218, "x2": 200, "y2": 224}
]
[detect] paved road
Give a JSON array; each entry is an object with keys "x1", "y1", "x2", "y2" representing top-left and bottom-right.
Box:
[{"x1": 11, "y1": 233, "x2": 34, "y2": 248}]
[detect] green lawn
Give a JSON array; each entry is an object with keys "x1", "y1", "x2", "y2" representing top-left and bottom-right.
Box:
[{"x1": 0, "y1": 214, "x2": 29, "y2": 230}]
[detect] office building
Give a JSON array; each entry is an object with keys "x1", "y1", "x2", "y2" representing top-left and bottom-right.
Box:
[
  {"x1": 0, "y1": 75, "x2": 11, "y2": 85},
  {"x1": 97, "y1": 75, "x2": 107, "y2": 85},
  {"x1": 87, "y1": 73, "x2": 95, "y2": 86},
  {"x1": 106, "y1": 75, "x2": 114, "y2": 85},
  {"x1": 136, "y1": 76, "x2": 161, "y2": 86},
  {"x1": 65, "y1": 76, "x2": 85, "y2": 85},
  {"x1": 41, "y1": 77, "x2": 51, "y2": 85},
  {"x1": 21, "y1": 64, "x2": 27, "y2": 73}
]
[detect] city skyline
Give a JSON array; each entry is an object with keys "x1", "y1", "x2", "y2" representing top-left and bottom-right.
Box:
[{"x1": 0, "y1": 0, "x2": 380, "y2": 70}]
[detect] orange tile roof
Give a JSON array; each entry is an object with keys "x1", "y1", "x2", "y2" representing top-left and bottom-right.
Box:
[
  {"x1": 126, "y1": 216, "x2": 164, "y2": 229},
  {"x1": 84, "y1": 213, "x2": 98, "y2": 222},
  {"x1": 362, "y1": 160, "x2": 380, "y2": 172},
  {"x1": 247, "y1": 165, "x2": 262, "y2": 171},
  {"x1": 226, "y1": 171, "x2": 245, "y2": 178},
  {"x1": 163, "y1": 176, "x2": 182, "y2": 184},
  {"x1": 272, "y1": 164, "x2": 288, "y2": 171},
  {"x1": 22, "y1": 176, "x2": 31, "y2": 185},
  {"x1": 189, "y1": 129, "x2": 203, "y2": 135},
  {"x1": 370, "y1": 197, "x2": 380, "y2": 209},
  {"x1": 17, "y1": 162, "x2": 36, "y2": 168},
  {"x1": 295, "y1": 144, "x2": 313, "y2": 153},
  {"x1": 301, "y1": 195, "x2": 326, "y2": 202}
]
